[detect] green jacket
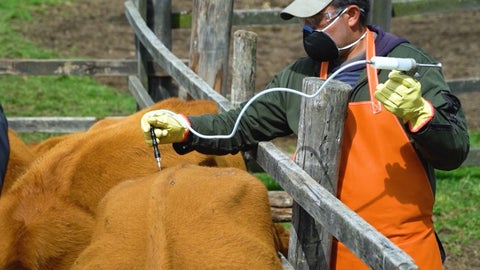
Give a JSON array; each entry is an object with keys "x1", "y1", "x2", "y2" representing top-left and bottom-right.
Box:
[{"x1": 175, "y1": 29, "x2": 470, "y2": 190}]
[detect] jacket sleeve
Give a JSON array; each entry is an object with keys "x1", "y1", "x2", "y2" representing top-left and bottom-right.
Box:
[
  {"x1": 408, "y1": 63, "x2": 470, "y2": 171},
  {"x1": 172, "y1": 57, "x2": 321, "y2": 156},
  {"x1": 411, "y1": 66, "x2": 470, "y2": 170},
  {"x1": 173, "y1": 85, "x2": 293, "y2": 156}
]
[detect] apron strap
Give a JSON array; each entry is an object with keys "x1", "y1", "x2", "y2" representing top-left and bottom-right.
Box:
[
  {"x1": 319, "y1": 61, "x2": 329, "y2": 80},
  {"x1": 365, "y1": 29, "x2": 382, "y2": 114},
  {"x1": 319, "y1": 28, "x2": 382, "y2": 113}
]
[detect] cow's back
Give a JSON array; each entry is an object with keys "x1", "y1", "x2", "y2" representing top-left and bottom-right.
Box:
[{"x1": 72, "y1": 164, "x2": 282, "y2": 270}]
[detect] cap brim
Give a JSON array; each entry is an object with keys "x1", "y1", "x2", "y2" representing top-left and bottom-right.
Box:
[{"x1": 280, "y1": 0, "x2": 332, "y2": 20}]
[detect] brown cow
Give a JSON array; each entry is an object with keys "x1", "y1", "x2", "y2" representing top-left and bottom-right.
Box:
[
  {"x1": 71, "y1": 164, "x2": 283, "y2": 270},
  {"x1": 0, "y1": 98, "x2": 246, "y2": 270}
]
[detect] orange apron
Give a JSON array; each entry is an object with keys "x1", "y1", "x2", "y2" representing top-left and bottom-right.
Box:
[{"x1": 320, "y1": 29, "x2": 442, "y2": 270}]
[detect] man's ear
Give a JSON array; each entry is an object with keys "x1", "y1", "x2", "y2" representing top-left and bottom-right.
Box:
[{"x1": 345, "y1": 6, "x2": 362, "y2": 26}]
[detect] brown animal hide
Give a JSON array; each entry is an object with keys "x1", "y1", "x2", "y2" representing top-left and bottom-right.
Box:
[
  {"x1": 71, "y1": 164, "x2": 283, "y2": 270},
  {"x1": 2, "y1": 129, "x2": 34, "y2": 194},
  {"x1": 0, "y1": 98, "x2": 246, "y2": 270},
  {"x1": 28, "y1": 132, "x2": 81, "y2": 158},
  {"x1": 272, "y1": 223, "x2": 290, "y2": 259}
]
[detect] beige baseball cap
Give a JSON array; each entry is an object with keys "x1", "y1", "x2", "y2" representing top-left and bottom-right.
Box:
[{"x1": 280, "y1": 0, "x2": 334, "y2": 20}]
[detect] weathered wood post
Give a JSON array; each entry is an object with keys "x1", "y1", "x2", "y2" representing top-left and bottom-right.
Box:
[
  {"x1": 289, "y1": 78, "x2": 351, "y2": 269},
  {"x1": 148, "y1": 0, "x2": 178, "y2": 100},
  {"x1": 230, "y1": 29, "x2": 263, "y2": 173},
  {"x1": 369, "y1": 0, "x2": 392, "y2": 32},
  {"x1": 133, "y1": 0, "x2": 147, "y2": 101},
  {"x1": 134, "y1": 0, "x2": 176, "y2": 103},
  {"x1": 231, "y1": 30, "x2": 257, "y2": 107},
  {"x1": 185, "y1": 0, "x2": 234, "y2": 99}
]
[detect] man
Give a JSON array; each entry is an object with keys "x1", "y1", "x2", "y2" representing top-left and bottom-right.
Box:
[{"x1": 140, "y1": 0, "x2": 470, "y2": 269}]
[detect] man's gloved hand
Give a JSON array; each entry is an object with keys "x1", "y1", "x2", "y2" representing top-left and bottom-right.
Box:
[
  {"x1": 375, "y1": 70, "x2": 434, "y2": 132},
  {"x1": 140, "y1": 109, "x2": 190, "y2": 145}
]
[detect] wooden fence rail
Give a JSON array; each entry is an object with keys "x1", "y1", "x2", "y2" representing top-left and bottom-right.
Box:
[{"x1": 2, "y1": 58, "x2": 480, "y2": 93}]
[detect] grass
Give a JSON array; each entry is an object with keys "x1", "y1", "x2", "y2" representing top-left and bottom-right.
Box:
[
  {"x1": 0, "y1": 0, "x2": 136, "y2": 143},
  {"x1": 1, "y1": 0, "x2": 480, "y2": 258},
  {"x1": 434, "y1": 166, "x2": 480, "y2": 254}
]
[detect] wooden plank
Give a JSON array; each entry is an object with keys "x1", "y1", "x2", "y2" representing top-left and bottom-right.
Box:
[
  {"x1": 255, "y1": 141, "x2": 418, "y2": 270},
  {"x1": 171, "y1": 8, "x2": 290, "y2": 29},
  {"x1": 7, "y1": 117, "x2": 120, "y2": 133},
  {"x1": 0, "y1": 59, "x2": 137, "y2": 76},
  {"x1": 168, "y1": 4, "x2": 480, "y2": 29},
  {"x1": 128, "y1": 75, "x2": 154, "y2": 109},
  {"x1": 268, "y1": 190, "x2": 293, "y2": 208},
  {"x1": 462, "y1": 147, "x2": 480, "y2": 167},
  {"x1": 269, "y1": 191, "x2": 293, "y2": 222},
  {"x1": 2, "y1": 58, "x2": 476, "y2": 97},
  {"x1": 448, "y1": 78, "x2": 480, "y2": 94},
  {"x1": 0, "y1": 59, "x2": 193, "y2": 77},
  {"x1": 270, "y1": 207, "x2": 293, "y2": 223},
  {"x1": 124, "y1": 0, "x2": 233, "y2": 112},
  {"x1": 232, "y1": 8, "x2": 290, "y2": 27}
]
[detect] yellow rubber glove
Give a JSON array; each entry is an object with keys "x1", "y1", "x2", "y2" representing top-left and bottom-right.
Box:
[
  {"x1": 375, "y1": 70, "x2": 434, "y2": 132},
  {"x1": 140, "y1": 109, "x2": 190, "y2": 145}
]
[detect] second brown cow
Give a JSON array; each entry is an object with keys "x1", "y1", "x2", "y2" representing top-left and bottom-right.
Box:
[{"x1": 71, "y1": 164, "x2": 284, "y2": 270}]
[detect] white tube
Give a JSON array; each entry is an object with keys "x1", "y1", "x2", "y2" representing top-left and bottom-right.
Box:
[
  {"x1": 189, "y1": 60, "x2": 369, "y2": 139},
  {"x1": 369, "y1": 56, "x2": 416, "y2": 71}
]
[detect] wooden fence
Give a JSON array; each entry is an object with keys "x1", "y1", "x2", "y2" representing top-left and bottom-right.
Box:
[{"x1": 1, "y1": 0, "x2": 480, "y2": 269}]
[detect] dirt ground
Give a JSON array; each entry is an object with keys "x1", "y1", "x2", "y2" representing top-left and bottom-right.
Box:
[{"x1": 18, "y1": 1, "x2": 480, "y2": 269}]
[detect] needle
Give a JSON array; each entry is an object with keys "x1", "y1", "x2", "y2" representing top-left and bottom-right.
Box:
[{"x1": 150, "y1": 126, "x2": 161, "y2": 171}]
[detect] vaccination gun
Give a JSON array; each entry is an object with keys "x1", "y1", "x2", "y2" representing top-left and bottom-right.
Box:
[
  {"x1": 368, "y1": 56, "x2": 442, "y2": 77},
  {"x1": 150, "y1": 126, "x2": 161, "y2": 171}
]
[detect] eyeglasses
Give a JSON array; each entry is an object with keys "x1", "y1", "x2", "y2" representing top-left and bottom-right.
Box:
[{"x1": 302, "y1": 7, "x2": 345, "y2": 29}]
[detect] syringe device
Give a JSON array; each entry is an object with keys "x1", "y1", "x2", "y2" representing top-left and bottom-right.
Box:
[
  {"x1": 368, "y1": 56, "x2": 442, "y2": 71},
  {"x1": 150, "y1": 126, "x2": 161, "y2": 171}
]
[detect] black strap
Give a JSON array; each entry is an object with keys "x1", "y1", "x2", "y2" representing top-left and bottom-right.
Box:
[{"x1": 435, "y1": 231, "x2": 446, "y2": 264}]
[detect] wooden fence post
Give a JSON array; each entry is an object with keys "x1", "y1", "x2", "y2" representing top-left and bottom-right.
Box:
[
  {"x1": 136, "y1": 0, "x2": 177, "y2": 103},
  {"x1": 147, "y1": 0, "x2": 178, "y2": 100},
  {"x1": 231, "y1": 30, "x2": 257, "y2": 107},
  {"x1": 185, "y1": 0, "x2": 234, "y2": 99},
  {"x1": 289, "y1": 78, "x2": 351, "y2": 269},
  {"x1": 134, "y1": 0, "x2": 148, "y2": 104},
  {"x1": 369, "y1": 0, "x2": 392, "y2": 32},
  {"x1": 231, "y1": 29, "x2": 263, "y2": 173}
]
